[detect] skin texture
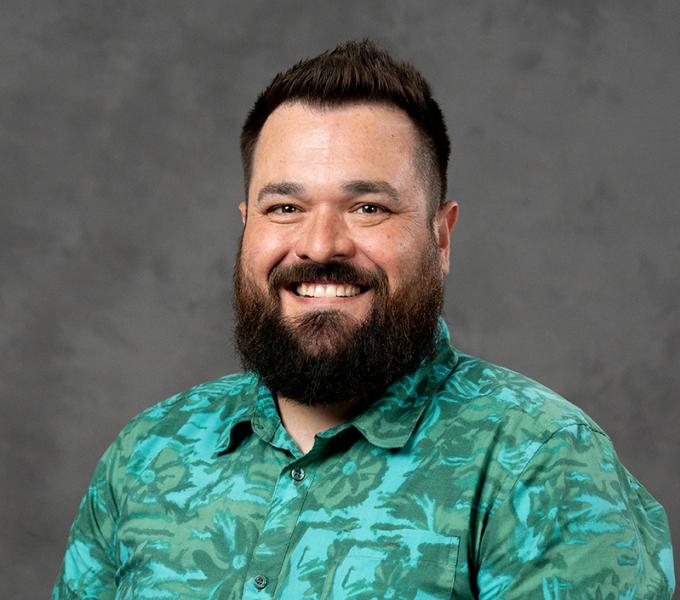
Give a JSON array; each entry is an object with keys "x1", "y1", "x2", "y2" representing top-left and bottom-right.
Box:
[
  {"x1": 237, "y1": 101, "x2": 458, "y2": 451},
  {"x1": 239, "y1": 101, "x2": 457, "y2": 326}
]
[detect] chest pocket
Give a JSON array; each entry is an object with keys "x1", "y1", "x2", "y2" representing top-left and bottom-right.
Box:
[{"x1": 321, "y1": 528, "x2": 460, "y2": 599}]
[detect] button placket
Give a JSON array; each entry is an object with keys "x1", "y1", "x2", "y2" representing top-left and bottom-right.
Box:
[{"x1": 242, "y1": 462, "x2": 315, "y2": 599}]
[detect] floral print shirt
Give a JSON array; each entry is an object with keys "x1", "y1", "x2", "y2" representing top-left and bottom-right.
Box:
[{"x1": 53, "y1": 321, "x2": 674, "y2": 599}]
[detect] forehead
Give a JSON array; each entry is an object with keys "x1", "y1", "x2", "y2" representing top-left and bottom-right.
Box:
[{"x1": 249, "y1": 102, "x2": 422, "y2": 197}]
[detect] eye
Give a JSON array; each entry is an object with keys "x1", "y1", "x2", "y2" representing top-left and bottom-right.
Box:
[
  {"x1": 268, "y1": 204, "x2": 299, "y2": 214},
  {"x1": 354, "y1": 204, "x2": 387, "y2": 215}
]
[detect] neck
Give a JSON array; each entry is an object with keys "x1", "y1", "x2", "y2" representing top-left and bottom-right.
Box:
[{"x1": 276, "y1": 395, "x2": 362, "y2": 454}]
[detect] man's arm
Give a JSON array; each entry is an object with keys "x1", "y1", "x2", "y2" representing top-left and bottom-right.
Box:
[
  {"x1": 53, "y1": 441, "x2": 120, "y2": 599},
  {"x1": 476, "y1": 423, "x2": 674, "y2": 599}
]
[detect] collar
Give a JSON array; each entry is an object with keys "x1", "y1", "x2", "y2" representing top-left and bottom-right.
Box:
[
  {"x1": 215, "y1": 318, "x2": 458, "y2": 455},
  {"x1": 333, "y1": 318, "x2": 458, "y2": 450},
  {"x1": 213, "y1": 376, "x2": 258, "y2": 456}
]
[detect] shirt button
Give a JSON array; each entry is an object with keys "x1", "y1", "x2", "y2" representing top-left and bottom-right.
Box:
[
  {"x1": 290, "y1": 467, "x2": 305, "y2": 482},
  {"x1": 253, "y1": 575, "x2": 268, "y2": 589}
]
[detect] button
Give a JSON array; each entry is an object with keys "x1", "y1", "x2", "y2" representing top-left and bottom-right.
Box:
[
  {"x1": 290, "y1": 467, "x2": 305, "y2": 482},
  {"x1": 253, "y1": 575, "x2": 268, "y2": 589}
]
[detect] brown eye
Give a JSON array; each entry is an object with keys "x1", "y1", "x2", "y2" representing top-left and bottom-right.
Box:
[
  {"x1": 355, "y1": 204, "x2": 385, "y2": 215},
  {"x1": 270, "y1": 204, "x2": 298, "y2": 214}
]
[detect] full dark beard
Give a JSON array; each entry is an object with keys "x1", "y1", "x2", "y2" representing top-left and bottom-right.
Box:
[{"x1": 233, "y1": 244, "x2": 444, "y2": 407}]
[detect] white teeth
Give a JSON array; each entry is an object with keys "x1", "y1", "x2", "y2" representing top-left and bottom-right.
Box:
[{"x1": 294, "y1": 283, "x2": 362, "y2": 298}]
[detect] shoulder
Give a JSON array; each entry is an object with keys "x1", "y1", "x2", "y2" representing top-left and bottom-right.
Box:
[
  {"x1": 437, "y1": 351, "x2": 604, "y2": 441},
  {"x1": 419, "y1": 351, "x2": 612, "y2": 483},
  {"x1": 105, "y1": 372, "x2": 258, "y2": 469},
  {"x1": 446, "y1": 355, "x2": 677, "y2": 596}
]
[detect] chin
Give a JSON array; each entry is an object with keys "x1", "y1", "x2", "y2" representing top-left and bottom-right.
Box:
[{"x1": 287, "y1": 309, "x2": 359, "y2": 353}]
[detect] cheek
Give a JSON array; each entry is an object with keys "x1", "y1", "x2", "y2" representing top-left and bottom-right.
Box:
[
  {"x1": 358, "y1": 237, "x2": 417, "y2": 288},
  {"x1": 241, "y1": 226, "x2": 290, "y2": 275}
]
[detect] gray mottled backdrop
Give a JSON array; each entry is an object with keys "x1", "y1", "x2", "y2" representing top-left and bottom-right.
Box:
[{"x1": 1, "y1": 1, "x2": 678, "y2": 596}]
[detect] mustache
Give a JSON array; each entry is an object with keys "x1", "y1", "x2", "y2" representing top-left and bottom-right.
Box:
[{"x1": 268, "y1": 261, "x2": 386, "y2": 291}]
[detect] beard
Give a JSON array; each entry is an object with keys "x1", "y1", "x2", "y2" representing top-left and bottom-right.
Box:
[{"x1": 233, "y1": 241, "x2": 444, "y2": 407}]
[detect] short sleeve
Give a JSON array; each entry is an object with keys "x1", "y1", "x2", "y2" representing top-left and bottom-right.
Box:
[
  {"x1": 52, "y1": 439, "x2": 121, "y2": 599},
  {"x1": 477, "y1": 423, "x2": 675, "y2": 599}
]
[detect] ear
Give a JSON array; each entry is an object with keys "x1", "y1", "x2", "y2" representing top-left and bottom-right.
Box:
[
  {"x1": 239, "y1": 202, "x2": 247, "y2": 226},
  {"x1": 435, "y1": 201, "x2": 459, "y2": 275}
]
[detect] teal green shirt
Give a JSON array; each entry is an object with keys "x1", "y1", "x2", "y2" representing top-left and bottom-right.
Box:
[{"x1": 54, "y1": 322, "x2": 674, "y2": 599}]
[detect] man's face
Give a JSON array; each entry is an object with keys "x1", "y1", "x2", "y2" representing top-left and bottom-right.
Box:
[{"x1": 234, "y1": 101, "x2": 457, "y2": 404}]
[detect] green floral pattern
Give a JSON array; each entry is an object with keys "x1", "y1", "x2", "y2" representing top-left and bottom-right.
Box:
[{"x1": 53, "y1": 321, "x2": 674, "y2": 599}]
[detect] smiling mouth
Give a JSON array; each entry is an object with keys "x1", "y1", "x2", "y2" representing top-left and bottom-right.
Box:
[{"x1": 289, "y1": 282, "x2": 366, "y2": 298}]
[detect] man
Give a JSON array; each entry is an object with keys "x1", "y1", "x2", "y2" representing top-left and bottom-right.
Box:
[{"x1": 54, "y1": 41, "x2": 674, "y2": 599}]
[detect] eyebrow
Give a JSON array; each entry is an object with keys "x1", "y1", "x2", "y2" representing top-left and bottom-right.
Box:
[
  {"x1": 255, "y1": 179, "x2": 401, "y2": 204},
  {"x1": 342, "y1": 180, "x2": 401, "y2": 204},
  {"x1": 256, "y1": 182, "x2": 305, "y2": 204}
]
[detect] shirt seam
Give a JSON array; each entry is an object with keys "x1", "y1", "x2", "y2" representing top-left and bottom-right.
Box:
[
  {"x1": 497, "y1": 422, "x2": 608, "y2": 509},
  {"x1": 479, "y1": 422, "x2": 609, "y2": 565}
]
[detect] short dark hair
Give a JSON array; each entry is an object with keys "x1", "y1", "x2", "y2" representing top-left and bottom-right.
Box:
[{"x1": 240, "y1": 40, "x2": 450, "y2": 215}]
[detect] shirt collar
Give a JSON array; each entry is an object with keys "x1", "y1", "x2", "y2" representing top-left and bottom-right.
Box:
[
  {"x1": 215, "y1": 318, "x2": 458, "y2": 455},
  {"x1": 337, "y1": 318, "x2": 458, "y2": 450},
  {"x1": 214, "y1": 374, "x2": 287, "y2": 456},
  {"x1": 213, "y1": 376, "x2": 258, "y2": 456}
]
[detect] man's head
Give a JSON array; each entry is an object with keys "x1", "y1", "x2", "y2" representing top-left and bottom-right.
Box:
[{"x1": 234, "y1": 41, "x2": 458, "y2": 406}]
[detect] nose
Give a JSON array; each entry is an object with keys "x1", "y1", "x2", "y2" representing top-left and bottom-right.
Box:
[{"x1": 294, "y1": 210, "x2": 355, "y2": 263}]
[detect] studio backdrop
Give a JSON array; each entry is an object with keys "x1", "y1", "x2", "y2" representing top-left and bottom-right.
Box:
[{"x1": 1, "y1": 1, "x2": 678, "y2": 596}]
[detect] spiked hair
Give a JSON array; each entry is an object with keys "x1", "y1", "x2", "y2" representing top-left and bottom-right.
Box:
[{"x1": 240, "y1": 40, "x2": 450, "y2": 213}]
